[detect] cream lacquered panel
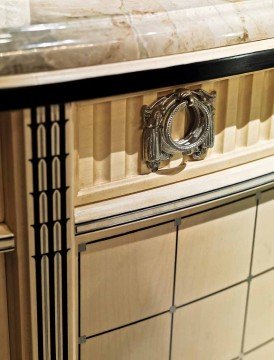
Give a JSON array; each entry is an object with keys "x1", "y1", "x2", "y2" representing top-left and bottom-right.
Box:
[
  {"x1": 252, "y1": 189, "x2": 274, "y2": 275},
  {"x1": 172, "y1": 283, "x2": 247, "y2": 360},
  {"x1": 81, "y1": 313, "x2": 171, "y2": 360},
  {"x1": 74, "y1": 69, "x2": 274, "y2": 205},
  {"x1": 80, "y1": 223, "x2": 176, "y2": 336},
  {"x1": 244, "y1": 270, "x2": 274, "y2": 352},
  {"x1": 175, "y1": 196, "x2": 256, "y2": 305}
]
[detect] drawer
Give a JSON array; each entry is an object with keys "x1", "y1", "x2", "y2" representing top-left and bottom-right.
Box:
[
  {"x1": 252, "y1": 189, "x2": 274, "y2": 275},
  {"x1": 80, "y1": 222, "x2": 176, "y2": 336},
  {"x1": 74, "y1": 69, "x2": 274, "y2": 206},
  {"x1": 172, "y1": 283, "x2": 247, "y2": 360},
  {"x1": 80, "y1": 313, "x2": 171, "y2": 360},
  {"x1": 175, "y1": 197, "x2": 256, "y2": 305}
]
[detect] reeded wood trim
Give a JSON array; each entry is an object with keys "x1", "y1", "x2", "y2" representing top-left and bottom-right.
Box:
[{"x1": 74, "y1": 69, "x2": 274, "y2": 205}]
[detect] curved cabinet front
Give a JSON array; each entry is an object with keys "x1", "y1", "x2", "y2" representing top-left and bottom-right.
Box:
[{"x1": 77, "y1": 189, "x2": 274, "y2": 360}]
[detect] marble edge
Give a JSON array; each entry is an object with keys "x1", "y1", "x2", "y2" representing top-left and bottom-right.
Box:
[
  {"x1": 0, "y1": 0, "x2": 273, "y2": 77},
  {"x1": 0, "y1": 39, "x2": 273, "y2": 89}
]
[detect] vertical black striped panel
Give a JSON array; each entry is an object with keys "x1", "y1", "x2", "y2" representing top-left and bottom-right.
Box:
[{"x1": 30, "y1": 104, "x2": 69, "y2": 359}]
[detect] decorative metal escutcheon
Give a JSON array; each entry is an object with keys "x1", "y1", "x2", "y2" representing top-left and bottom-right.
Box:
[{"x1": 142, "y1": 88, "x2": 216, "y2": 172}]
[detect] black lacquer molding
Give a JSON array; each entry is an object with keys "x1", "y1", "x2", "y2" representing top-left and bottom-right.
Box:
[
  {"x1": 30, "y1": 104, "x2": 69, "y2": 359},
  {"x1": 1, "y1": 49, "x2": 274, "y2": 111}
]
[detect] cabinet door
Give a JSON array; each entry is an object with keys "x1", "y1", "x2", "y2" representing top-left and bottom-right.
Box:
[
  {"x1": 175, "y1": 197, "x2": 256, "y2": 305},
  {"x1": 0, "y1": 254, "x2": 10, "y2": 360},
  {"x1": 81, "y1": 313, "x2": 171, "y2": 360},
  {"x1": 252, "y1": 189, "x2": 274, "y2": 275},
  {"x1": 80, "y1": 222, "x2": 176, "y2": 336}
]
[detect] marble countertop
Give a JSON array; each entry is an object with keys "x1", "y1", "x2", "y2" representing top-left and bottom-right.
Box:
[{"x1": 0, "y1": 0, "x2": 274, "y2": 77}]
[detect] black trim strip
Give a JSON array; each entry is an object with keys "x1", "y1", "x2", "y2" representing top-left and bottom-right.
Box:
[
  {"x1": 177, "y1": 267, "x2": 274, "y2": 310},
  {"x1": 0, "y1": 237, "x2": 14, "y2": 241},
  {"x1": 85, "y1": 310, "x2": 170, "y2": 340},
  {"x1": 1, "y1": 49, "x2": 274, "y2": 111}
]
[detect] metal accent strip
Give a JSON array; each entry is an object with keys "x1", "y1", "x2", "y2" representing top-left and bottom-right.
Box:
[{"x1": 76, "y1": 173, "x2": 274, "y2": 235}]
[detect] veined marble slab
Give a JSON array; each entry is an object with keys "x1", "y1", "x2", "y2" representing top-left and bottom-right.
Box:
[{"x1": 0, "y1": 0, "x2": 273, "y2": 76}]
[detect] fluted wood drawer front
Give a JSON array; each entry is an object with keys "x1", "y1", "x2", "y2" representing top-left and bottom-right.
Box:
[
  {"x1": 80, "y1": 223, "x2": 176, "y2": 336},
  {"x1": 74, "y1": 69, "x2": 274, "y2": 205},
  {"x1": 252, "y1": 189, "x2": 274, "y2": 275},
  {"x1": 175, "y1": 197, "x2": 256, "y2": 305},
  {"x1": 172, "y1": 283, "x2": 247, "y2": 360},
  {"x1": 244, "y1": 270, "x2": 274, "y2": 352},
  {"x1": 81, "y1": 313, "x2": 171, "y2": 360}
]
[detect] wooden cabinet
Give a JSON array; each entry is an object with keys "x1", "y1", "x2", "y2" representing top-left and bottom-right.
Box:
[{"x1": 0, "y1": 66, "x2": 274, "y2": 360}]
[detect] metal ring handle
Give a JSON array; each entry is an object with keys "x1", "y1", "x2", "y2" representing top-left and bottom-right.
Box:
[{"x1": 142, "y1": 88, "x2": 216, "y2": 172}]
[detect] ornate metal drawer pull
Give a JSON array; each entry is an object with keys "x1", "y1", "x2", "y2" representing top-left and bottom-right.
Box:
[{"x1": 142, "y1": 89, "x2": 216, "y2": 172}]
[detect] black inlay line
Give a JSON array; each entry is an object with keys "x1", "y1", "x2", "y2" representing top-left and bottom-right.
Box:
[
  {"x1": 177, "y1": 279, "x2": 248, "y2": 310},
  {"x1": 169, "y1": 221, "x2": 179, "y2": 360},
  {"x1": 244, "y1": 337, "x2": 274, "y2": 355},
  {"x1": 83, "y1": 220, "x2": 173, "y2": 246},
  {"x1": 31, "y1": 106, "x2": 44, "y2": 360},
  {"x1": 0, "y1": 237, "x2": 14, "y2": 242},
  {"x1": 75, "y1": 176, "x2": 274, "y2": 236},
  {"x1": 176, "y1": 266, "x2": 274, "y2": 311},
  {"x1": 1, "y1": 49, "x2": 274, "y2": 111},
  {"x1": 82, "y1": 265, "x2": 274, "y2": 342},
  {"x1": 85, "y1": 310, "x2": 170, "y2": 341},
  {"x1": 32, "y1": 249, "x2": 69, "y2": 258},
  {"x1": 30, "y1": 104, "x2": 69, "y2": 359},
  {"x1": 240, "y1": 193, "x2": 260, "y2": 355}
]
